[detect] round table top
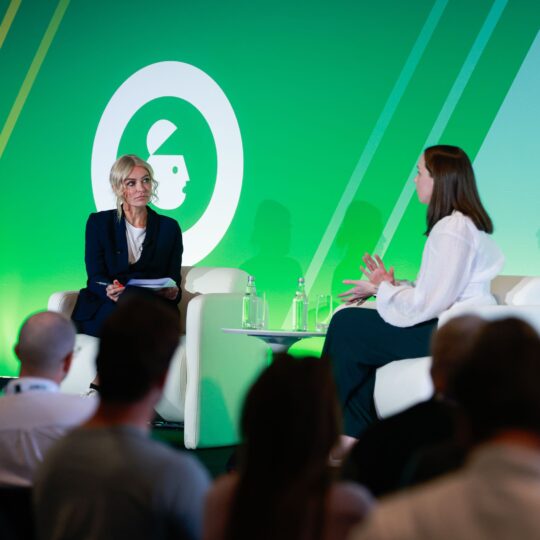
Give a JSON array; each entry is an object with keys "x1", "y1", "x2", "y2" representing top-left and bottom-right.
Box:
[
  {"x1": 222, "y1": 328, "x2": 325, "y2": 338},
  {"x1": 222, "y1": 328, "x2": 326, "y2": 353}
]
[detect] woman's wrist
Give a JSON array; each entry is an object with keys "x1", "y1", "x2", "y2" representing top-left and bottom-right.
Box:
[{"x1": 374, "y1": 279, "x2": 394, "y2": 295}]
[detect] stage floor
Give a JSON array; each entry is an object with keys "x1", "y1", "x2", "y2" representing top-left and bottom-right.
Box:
[{"x1": 151, "y1": 426, "x2": 235, "y2": 478}]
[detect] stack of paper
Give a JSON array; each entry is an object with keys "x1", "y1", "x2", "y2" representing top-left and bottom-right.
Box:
[{"x1": 126, "y1": 277, "x2": 176, "y2": 289}]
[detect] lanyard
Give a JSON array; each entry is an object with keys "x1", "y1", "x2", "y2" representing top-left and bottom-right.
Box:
[{"x1": 4, "y1": 378, "x2": 58, "y2": 395}]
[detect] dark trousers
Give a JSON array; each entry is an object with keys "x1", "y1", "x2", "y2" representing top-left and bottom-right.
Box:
[
  {"x1": 73, "y1": 300, "x2": 116, "y2": 337},
  {"x1": 322, "y1": 307, "x2": 437, "y2": 437},
  {"x1": 73, "y1": 288, "x2": 179, "y2": 338}
]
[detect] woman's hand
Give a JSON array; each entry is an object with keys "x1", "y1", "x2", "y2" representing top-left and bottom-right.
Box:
[
  {"x1": 338, "y1": 253, "x2": 395, "y2": 305},
  {"x1": 339, "y1": 280, "x2": 377, "y2": 305},
  {"x1": 361, "y1": 253, "x2": 395, "y2": 286},
  {"x1": 106, "y1": 280, "x2": 125, "y2": 302},
  {"x1": 156, "y1": 286, "x2": 179, "y2": 301}
]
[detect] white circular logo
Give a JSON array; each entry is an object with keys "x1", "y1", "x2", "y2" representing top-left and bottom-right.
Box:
[{"x1": 91, "y1": 61, "x2": 243, "y2": 265}]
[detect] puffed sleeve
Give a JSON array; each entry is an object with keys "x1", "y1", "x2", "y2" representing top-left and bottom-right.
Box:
[{"x1": 376, "y1": 225, "x2": 476, "y2": 327}]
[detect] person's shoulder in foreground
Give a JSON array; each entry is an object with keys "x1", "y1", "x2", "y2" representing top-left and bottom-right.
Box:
[
  {"x1": 351, "y1": 317, "x2": 540, "y2": 540},
  {"x1": 349, "y1": 461, "x2": 467, "y2": 540},
  {"x1": 35, "y1": 424, "x2": 209, "y2": 540},
  {"x1": 204, "y1": 474, "x2": 373, "y2": 540},
  {"x1": 34, "y1": 291, "x2": 209, "y2": 540},
  {"x1": 342, "y1": 315, "x2": 487, "y2": 497},
  {"x1": 327, "y1": 481, "x2": 374, "y2": 539},
  {"x1": 349, "y1": 442, "x2": 540, "y2": 540},
  {"x1": 0, "y1": 311, "x2": 95, "y2": 487},
  {"x1": 0, "y1": 388, "x2": 96, "y2": 487},
  {"x1": 342, "y1": 398, "x2": 458, "y2": 497}
]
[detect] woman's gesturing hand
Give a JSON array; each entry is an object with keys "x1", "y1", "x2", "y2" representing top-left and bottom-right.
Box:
[
  {"x1": 339, "y1": 280, "x2": 377, "y2": 305},
  {"x1": 361, "y1": 253, "x2": 395, "y2": 286},
  {"x1": 339, "y1": 254, "x2": 395, "y2": 305}
]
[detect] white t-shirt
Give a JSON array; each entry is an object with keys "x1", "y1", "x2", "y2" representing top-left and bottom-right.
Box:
[
  {"x1": 0, "y1": 377, "x2": 97, "y2": 486},
  {"x1": 377, "y1": 211, "x2": 505, "y2": 327},
  {"x1": 126, "y1": 221, "x2": 146, "y2": 264}
]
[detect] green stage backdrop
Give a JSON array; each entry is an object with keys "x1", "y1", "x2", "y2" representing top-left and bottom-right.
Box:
[{"x1": 1, "y1": 0, "x2": 539, "y2": 374}]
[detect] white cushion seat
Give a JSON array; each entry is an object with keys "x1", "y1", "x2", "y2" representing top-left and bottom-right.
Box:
[{"x1": 374, "y1": 276, "x2": 540, "y2": 419}]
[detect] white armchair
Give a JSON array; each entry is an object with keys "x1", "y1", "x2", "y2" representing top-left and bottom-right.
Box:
[
  {"x1": 373, "y1": 275, "x2": 540, "y2": 419},
  {"x1": 48, "y1": 267, "x2": 268, "y2": 449}
]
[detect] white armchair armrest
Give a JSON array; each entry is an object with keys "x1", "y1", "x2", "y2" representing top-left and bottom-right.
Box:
[
  {"x1": 182, "y1": 292, "x2": 267, "y2": 449},
  {"x1": 47, "y1": 291, "x2": 79, "y2": 317},
  {"x1": 375, "y1": 302, "x2": 540, "y2": 419},
  {"x1": 505, "y1": 277, "x2": 540, "y2": 306},
  {"x1": 439, "y1": 304, "x2": 540, "y2": 334},
  {"x1": 374, "y1": 356, "x2": 433, "y2": 418},
  {"x1": 184, "y1": 267, "x2": 248, "y2": 294}
]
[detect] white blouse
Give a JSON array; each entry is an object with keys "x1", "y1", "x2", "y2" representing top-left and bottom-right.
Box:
[{"x1": 377, "y1": 211, "x2": 505, "y2": 328}]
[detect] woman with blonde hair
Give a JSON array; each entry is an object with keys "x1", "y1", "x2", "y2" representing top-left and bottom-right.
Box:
[{"x1": 71, "y1": 154, "x2": 182, "y2": 337}]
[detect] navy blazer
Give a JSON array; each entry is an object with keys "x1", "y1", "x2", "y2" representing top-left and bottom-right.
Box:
[{"x1": 72, "y1": 207, "x2": 183, "y2": 335}]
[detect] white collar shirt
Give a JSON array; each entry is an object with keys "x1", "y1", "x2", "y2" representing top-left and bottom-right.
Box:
[{"x1": 0, "y1": 377, "x2": 97, "y2": 486}]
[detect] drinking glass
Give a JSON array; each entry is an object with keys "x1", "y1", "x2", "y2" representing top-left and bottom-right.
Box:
[
  {"x1": 256, "y1": 292, "x2": 269, "y2": 329},
  {"x1": 316, "y1": 294, "x2": 333, "y2": 332}
]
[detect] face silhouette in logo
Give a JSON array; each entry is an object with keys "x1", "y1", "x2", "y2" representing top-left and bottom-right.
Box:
[
  {"x1": 92, "y1": 61, "x2": 243, "y2": 265},
  {"x1": 146, "y1": 119, "x2": 189, "y2": 210}
]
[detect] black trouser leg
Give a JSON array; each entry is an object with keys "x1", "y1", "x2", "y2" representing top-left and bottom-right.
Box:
[{"x1": 322, "y1": 307, "x2": 437, "y2": 437}]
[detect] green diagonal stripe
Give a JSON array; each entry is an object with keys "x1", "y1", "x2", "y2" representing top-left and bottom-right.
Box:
[
  {"x1": 0, "y1": 0, "x2": 21, "y2": 49},
  {"x1": 375, "y1": 0, "x2": 508, "y2": 258},
  {"x1": 0, "y1": 0, "x2": 71, "y2": 159},
  {"x1": 295, "y1": 0, "x2": 449, "y2": 307}
]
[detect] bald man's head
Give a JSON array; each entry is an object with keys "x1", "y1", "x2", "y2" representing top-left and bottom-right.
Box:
[{"x1": 15, "y1": 311, "x2": 76, "y2": 380}]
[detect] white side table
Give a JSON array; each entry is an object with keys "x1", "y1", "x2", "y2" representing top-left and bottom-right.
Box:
[{"x1": 222, "y1": 328, "x2": 326, "y2": 353}]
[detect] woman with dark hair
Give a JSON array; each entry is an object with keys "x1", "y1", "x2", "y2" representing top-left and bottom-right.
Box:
[
  {"x1": 323, "y1": 145, "x2": 504, "y2": 441},
  {"x1": 203, "y1": 354, "x2": 373, "y2": 540}
]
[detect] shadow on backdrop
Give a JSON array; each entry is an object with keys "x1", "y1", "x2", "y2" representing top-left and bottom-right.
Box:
[
  {"x1": 331, "y1": 200, "x2": 385, "y2": 299},
  {"x1": 240, "y1": 200, "x2": 303, "y2": 329}
]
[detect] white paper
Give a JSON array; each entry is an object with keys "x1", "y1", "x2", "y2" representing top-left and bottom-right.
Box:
[{"x1": 126, "y1": 277, "x2": 176, "y2": 289}]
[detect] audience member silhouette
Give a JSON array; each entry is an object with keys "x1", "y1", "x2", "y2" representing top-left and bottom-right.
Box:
[
  {"x1": 34, "y1": 291, "x2": 209, "y2": 540},
  {"x1": 342, "y1": 315, "x2": 485, "y2": 496},
  {"x1": 350, "y1": 317, "x2": 540, "y2": 540},
  {"x1": 0, "y1": 311, "x2": 96, "y2": 486},
  {"x1": 203, "y1": 354, "x2": 373, "y2": 540}
]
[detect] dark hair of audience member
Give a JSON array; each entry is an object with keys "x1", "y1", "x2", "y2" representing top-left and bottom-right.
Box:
[
  {"x1": 225, "y1": 354, "x2": 341, "y2": 540},
  {"x1": 96, "y1": 290, "x2": 180, "y2": 402},
  {"x1": 429, "y1": 314, "x2": 486, "y2": 398},
  {"x1": 452, "y1": 317, "x2": 540, "y2": 443}
]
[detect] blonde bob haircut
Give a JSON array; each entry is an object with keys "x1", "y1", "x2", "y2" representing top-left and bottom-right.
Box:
[{"x1": 109, "y1": 154, "x2": 159, "y2": 219}]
